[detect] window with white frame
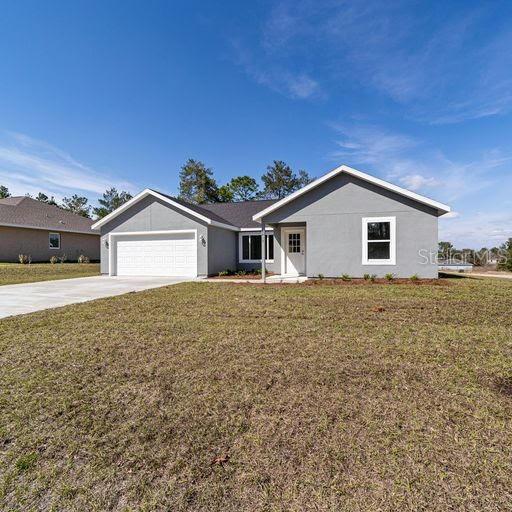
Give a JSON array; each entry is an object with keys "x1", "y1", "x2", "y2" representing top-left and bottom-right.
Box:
[
  {"x1": 49, "y1": 232, "x2": 61, "y2": 249},
  {"x1": 239, "y1": 233, "x2": 274, "y2": 262},
  {"x1": 362, "y1": 217, "x2": 396, "y2": 265}
]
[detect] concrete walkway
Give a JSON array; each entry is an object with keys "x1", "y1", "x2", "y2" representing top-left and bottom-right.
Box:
[
  {"x1": 442, "y1": 271, "x2": 512, "y2": 280},
  {"x1": 0, "y1": 276, "x2": 193, "y2": 319},
  {"x1": 468, "y1": 272, "x2": 512, "y2": 280}
]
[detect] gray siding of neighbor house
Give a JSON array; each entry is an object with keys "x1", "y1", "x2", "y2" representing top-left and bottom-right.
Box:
[
  {"x1": 261, "y1": 173, "x2": 439, "y2": 278},
  {"x1": 0, "y1": 225, "x2": 100, "y2": 262},
  {"x1": 98, "y1": 196, "x2": 209, "y2": 275},
  {"x1": 207, "y1": 226, "x2": 237, "y2": 275}
]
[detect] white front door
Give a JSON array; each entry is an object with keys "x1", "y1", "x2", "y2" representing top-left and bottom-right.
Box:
[{"x1": 283, "y1": 228, "x2": 306, "y2": 275}]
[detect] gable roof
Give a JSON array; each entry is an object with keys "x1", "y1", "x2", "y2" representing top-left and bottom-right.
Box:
[
  {"x1": 91, "y1": 164, "x2": 450, "y2": 232},
  {"x1": 91, "y1": 189, "x2": 240, "y2": 231},
  {"x1": 91, "y1": 188, "x2": 277, "y2": 231},
  {"x1": 252, "y1": 164, "x2": 451, "y2": 221},
  {"x1": 0, "y1": 196, "x2": 99, "y2": 235}
]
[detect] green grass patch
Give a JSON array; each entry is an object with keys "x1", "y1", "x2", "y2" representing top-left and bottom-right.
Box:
[
  {"x1": 1, "y1": 278, "x2": 511, "y2": 510},
  {"x1": 0, "y1": 263, "x2": 100, "y2": 286}
]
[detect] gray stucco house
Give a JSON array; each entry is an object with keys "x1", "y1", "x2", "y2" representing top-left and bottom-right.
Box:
[
  {"x1": 0, "y1": 196, "x2": 100, "y2": 262},
  {"x1": 91, "y1": 165, "x2": 450, "y2": 278}
]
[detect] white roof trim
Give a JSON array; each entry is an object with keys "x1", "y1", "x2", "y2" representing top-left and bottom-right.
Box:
[
  {"x1": 91, "y1": 189, "x2": 239, "y2": 231},
  {"x1": 252, "y1": 164, "x2": 451, "y2": 221}
]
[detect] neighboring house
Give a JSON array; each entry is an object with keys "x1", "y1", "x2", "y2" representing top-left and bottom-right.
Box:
[
  {"x1": 0, "y1": 196, "x2": 100, "y2": 262},
  {"x1": 91, "y1": 164, "x2": 451, "y2": 278}
]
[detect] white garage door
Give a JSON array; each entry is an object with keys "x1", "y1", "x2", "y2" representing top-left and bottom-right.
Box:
[{"x1": 114, "y1": 233, "x2": 197, "y2": 277}]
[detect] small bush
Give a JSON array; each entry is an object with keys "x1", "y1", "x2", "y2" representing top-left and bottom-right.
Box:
[
  {"x1": 218, "y1": 269, "x2": 235, "y2": 276},
  {"x1": 318, "y1": 273, "x2": 324, "y2": 280},
  {"x1": 235, "y1": 270, "x2": 247, "y2": 276},
  {"x1": 50, "y1": 256, "x2": 58, "y2": 264},
  {"x1": 18, "y1": 254, "x2": 31, "y2": 265},
  {"x1": 363, "y1": 273, "x2": 371, "y2": 281},
  {"x1": 385, "y1": 273, "x2": 395, "y2": 281},
  {"x1": 77, "y1": 254, "x2": 90, "y2": 264},
  {"x1": 410, "y1": 274, "x2": 419, "y2": 281},
  {"x1": 341, "y1": 273, "x2": 351, "y2": 281},
  {"x1": 59, "y1": 254, "x2": 68, "y2": 264},
  {"x1": 369, "y1": 274, "x2": 377, "y2": 283}
]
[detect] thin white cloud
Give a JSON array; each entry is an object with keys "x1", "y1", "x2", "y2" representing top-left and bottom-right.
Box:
[
  {"x1": 0, "y1": 132, "x2": 136, "y2": 201},
  {"x1": 329, "y1": 123, "x2": 509, "y2": 202},
  {"x1": 399, "y1": 174, "x2": 440, "y2": 191},
  {"x1": 440, "y1": 211, "x2": 512, "y2": 248},
  {"x1": 236, "y1": 1, "x2": 512, "y2": 122},
  {"x1": 443, "y1": 211, "x2": 460, "y2": 219},
  {"x1": 230, "y1": 39, "x2": 322, "y2": 100}
]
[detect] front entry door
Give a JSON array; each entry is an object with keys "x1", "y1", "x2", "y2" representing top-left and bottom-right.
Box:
[{"x1": 284, "y1": 228, "x2": 306, "y2": 275}]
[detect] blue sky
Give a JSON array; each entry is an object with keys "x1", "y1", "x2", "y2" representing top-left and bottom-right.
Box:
[{"x1": 0, "y1": 0, "x2": 511, "y2": 248}]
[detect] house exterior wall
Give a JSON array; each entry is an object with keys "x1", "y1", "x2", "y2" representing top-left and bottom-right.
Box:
[
  {"x1": 207, "y1": 226, "x2": 237, "y2": 275},
  {"x1": 0, "y1": 225, "x2": 100, "y2": 262},
  {"x1": 261, "y1": 173, "x2": 439, "y2": 278},
  {"x1": 98, "y1": 196, "x2": 209, "y2": 275}
]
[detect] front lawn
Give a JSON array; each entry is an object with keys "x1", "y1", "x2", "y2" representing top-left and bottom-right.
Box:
[
  {"x1": 1, "y1": 278, "x2": 511, "y2": 510},
  {"x1": 0, "y1": 263, "x2": 100, "y2": 286}
]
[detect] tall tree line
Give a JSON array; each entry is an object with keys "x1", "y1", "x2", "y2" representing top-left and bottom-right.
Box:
[
  {"x1": 0, "y1": 157, "x2": 313, "y2": 220},
  {"x1": 0, "y1": 185, "x2": 133, "y2": 219},
  {"x1": 178, "y1": 158, "x2": 313, "y2": 204}
]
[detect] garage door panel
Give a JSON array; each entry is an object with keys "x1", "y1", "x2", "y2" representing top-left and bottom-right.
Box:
[{"x1": 114, "y1": 233, "x2": 197, "y2": 277}]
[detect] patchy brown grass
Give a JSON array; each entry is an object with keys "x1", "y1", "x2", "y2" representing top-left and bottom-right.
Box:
[
  {"x1": 1, "y1": 278, "x2": 512, "y2": 511},
  {"x1": 0, "y1": 263, "x2": 100, "y2": 286}
]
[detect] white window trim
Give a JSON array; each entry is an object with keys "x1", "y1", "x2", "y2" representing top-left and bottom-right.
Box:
[
  {"x1": 238, "y1": 231, "x2": 274, "y2": 263},
  {"x1": 362, "y1": 216, "x2": 396, "y2": 265},
  {"x1": 49, "y1": 232, "x2": 61, "y2": 250}
]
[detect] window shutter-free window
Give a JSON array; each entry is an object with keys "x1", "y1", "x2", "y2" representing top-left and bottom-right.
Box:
[
  {"x1": 49, "y1": 232, "x2": 60, "y2": 249},
  {"x1": 239, "y1": 234, "x2": 274, "y2": 262},
  {"x1": 362, "y1": 217, "x2": 396, "y2": 265}
]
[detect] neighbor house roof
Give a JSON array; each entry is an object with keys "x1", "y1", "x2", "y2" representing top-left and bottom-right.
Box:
[
  {"x1": 0, "y1": 196, "x2": 98, "y2": 235},
  {"x1": 253, "y1": 164, "x2": 451, "y2": 221}
]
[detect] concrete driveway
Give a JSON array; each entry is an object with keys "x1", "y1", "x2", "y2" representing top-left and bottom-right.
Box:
[{"x1": 0, "y1": 275, "x2": 194, "y2": 319}]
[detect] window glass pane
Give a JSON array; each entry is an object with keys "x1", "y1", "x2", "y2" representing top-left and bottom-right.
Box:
[
  {"x1": 288, "y1": 233, "x2": 301, "y2": 253},
  {"x1": 242, "y1": 236, "x2": 250, "y2": 260},
  {"x1": 368, "y1": 241, "x2": 390, "y2": 259},
  {"x1": 266, "y1": 235, "x2": 274, "y2": 260},
  {"x1": 250, "y1": 235, "x2": 262, "y2": 260},
  {"x1": 367, "y1": 222, "x2": 390, "y2": 240},
  {"x1": 49, "y1": 233, "x2": 60, "y2": 248}
]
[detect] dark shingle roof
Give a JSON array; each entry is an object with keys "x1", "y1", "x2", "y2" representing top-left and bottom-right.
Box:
[
  {"x1": 0, "y1": 196, "x2": 98, "y2": 234},
  {"x1": 199, "y1": 200, "x2": 277, "y2": 228},
  {"x1": 155, "y1": 190, "x2": 277, "y2": 229}
]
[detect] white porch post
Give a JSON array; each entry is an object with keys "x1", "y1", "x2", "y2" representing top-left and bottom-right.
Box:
[{"x1": 261, "y1": 223, "x2": 266, "y2": 283}]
